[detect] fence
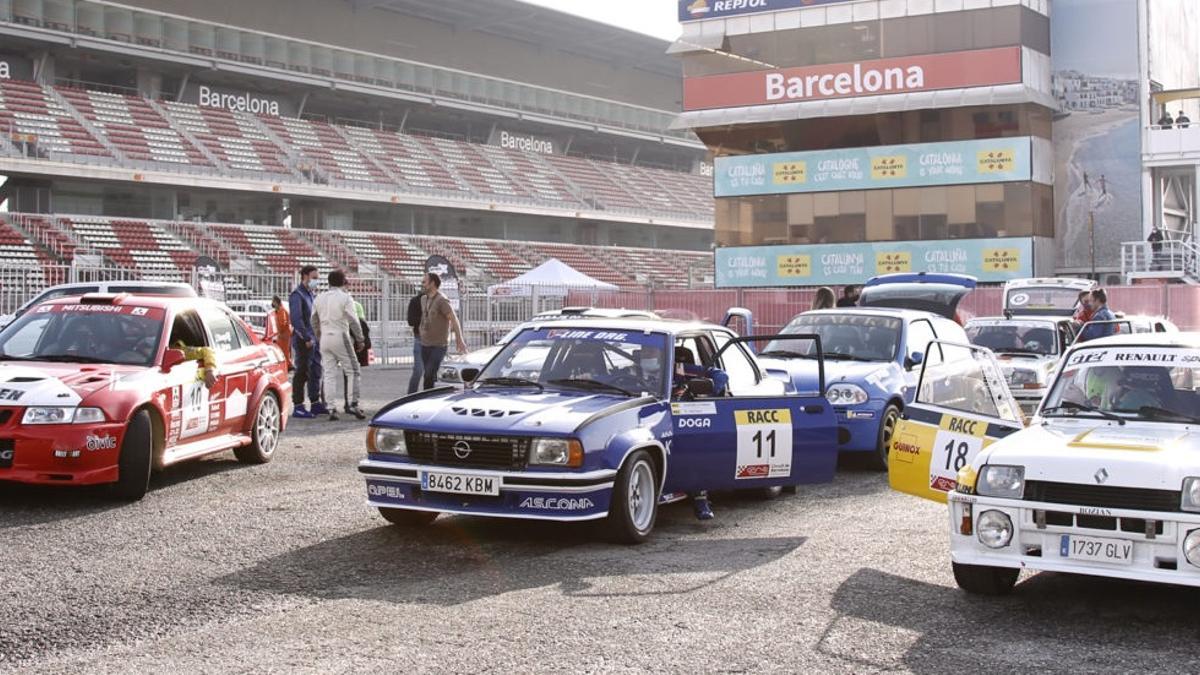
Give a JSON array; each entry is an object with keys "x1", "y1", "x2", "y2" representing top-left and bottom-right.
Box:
[{"x1": 0, "y1": 260, "x2": 1196, "y2": 368}]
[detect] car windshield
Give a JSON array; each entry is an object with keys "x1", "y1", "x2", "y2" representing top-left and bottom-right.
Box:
[
  {"x1": 763, "y1": 314, "x2": 902, "y2": 362},
  {"x1": 0, "y1": 303, "x2": 165, "y2": 367},
  {"x1": 476, "y1": 326, "x2": 669, "y2": 396},
  {"x1": 1043, "y1": 347, "x2": 1200, "y2": 423},
  {"x1": 966, "y1": 321, "x2": 1058, "y2": 356},
  {"x1": 1006, "y1": 287, "x2": 1080, "y2": 314}
]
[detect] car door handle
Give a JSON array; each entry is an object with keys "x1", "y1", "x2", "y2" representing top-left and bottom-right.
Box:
[{"x1": 802, "y1": 405, "x2": 824, "y2": 414}]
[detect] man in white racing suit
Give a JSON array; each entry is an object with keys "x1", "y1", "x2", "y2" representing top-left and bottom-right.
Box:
[{"x1": 313, "y1": 269, "x2": 365, "y2": 421}]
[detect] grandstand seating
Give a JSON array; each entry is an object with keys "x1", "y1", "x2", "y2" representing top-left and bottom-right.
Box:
[
  {"x1": 641, "y1": 167, "x2": 715, "y2": 217},
  {"x1": 200, "y1": 223, "x2": 330, "y2": 276},
  {"x1": 0, "y1": 79, "x2": 110, "y2": 159},
  {"x1": 159, "y1": 101, "x2": 295, "y2": 177},
  {"x1": 257, "y1": 116, "x2": 389, "y2": 185},
  {"x1": 414, "y1": 236, "x2": 534, "y2": 282},
  {"x1": 476, "y1": 145, "x2": 583, "y2": 206},
  {"x1": 541, "y1": 155, "x2": 648, "y2": 213},
  {"x1": 0, "y1": 217, "x2": 54, "y2": 286},
  {"x1": 60, "y1": 217, "x2": 197, "y2": 279},
  {"x1": 335, "y1": 230, "x2": 429, "y2": 279},
  {"x1": 55, "y1": 87, "x2": 210, "y2": 167},
  {"x1": 338, "y1": 125, "x2": 472, "y2": 194}
]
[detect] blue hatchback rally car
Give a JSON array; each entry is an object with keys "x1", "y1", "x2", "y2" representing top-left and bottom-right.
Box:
[
  {"x1": 757, "y1": 273, "x2": 972, "y2": 469},
  {"x1": 359, "y1": 317, "x2": 838, "y2": 542}
]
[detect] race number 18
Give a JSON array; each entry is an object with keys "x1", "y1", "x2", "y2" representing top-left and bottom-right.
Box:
[{"x1": 929, "y1": 429, "x2": 983, "y2": 492}]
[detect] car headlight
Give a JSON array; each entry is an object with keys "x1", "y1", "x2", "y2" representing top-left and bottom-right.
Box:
[
  {"x1": 825, "y1": 383, "x2": 869, "y2": 406},
  {"x1": 1008, "y1": 369, "x2": 1043, "y2": 387},
  {"x1": 438, "y1": 367, "x2": 461, "y2": 382},
  {"x1": 367, "y1": 427, "x2": 407, "y2": 455},
  {"x1": 1184, "y1": 529, "x2": 1200, "y2": 568},
  {"x1": 529, "y1": 438, "x2": 583, "y2": 467},
  {"x1": 21, "y1": 406, "x2": 106, "y2": 425},
  {"x1": 1182, "y1": 477, "x2": 1200, "y2": 512},
  {"x1": 976, "y1": 510, "x2": 1014, "y2": 549},
  {"x1": 976, "y1": 465, "x2": 1025, "y2": 499}
]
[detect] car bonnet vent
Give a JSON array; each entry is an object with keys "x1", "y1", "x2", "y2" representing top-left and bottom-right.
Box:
[{"x1": 451, "y1": 406, "x2": 525, "y2": 417}]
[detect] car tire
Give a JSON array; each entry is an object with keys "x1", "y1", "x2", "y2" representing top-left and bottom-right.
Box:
[
  {"x1": 110, "y1": 409, "x2": 153, "y2": 501},
  {"x1": 235, "y1": 392, "x2": 281, "y2": 465},
  {"x1": 377, "y1": 507, "x2": 438, "y2": 527},
  {"x1": 952, "y1": 561, "x2": 1019, "y2": 595},
  {"x1": 606, "y1": 449, "x2": 658, "y2": 544},
  {"x1": 870, "y1": 404, "x2": 901, "y2": 471}
]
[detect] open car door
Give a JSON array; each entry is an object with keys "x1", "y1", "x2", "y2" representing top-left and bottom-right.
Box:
[
  {"x1": 859, "y1": 272, "x2": 976, "y2": 320},
  {"x1": 664, "y1": 333, "x2": 838, "y2": 494},
  {"x1": 888, "y1": 340, "x2": 1024, "y2": 503}
]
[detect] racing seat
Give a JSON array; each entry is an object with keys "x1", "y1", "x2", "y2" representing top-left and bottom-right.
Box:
[{"x1": 672, "y1": 346, "x2": 728, "y2": 398}]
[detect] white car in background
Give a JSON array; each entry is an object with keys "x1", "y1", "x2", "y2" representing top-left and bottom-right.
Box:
[
  {"x1": 965, "y1": 316, "x2": 1080, "y2": 416},
  {"x1": 0, "y1": 281, "x2": 196, "y2": 330},
  {"x1": 437, "y1": 307, "x2": 658, "y2": 386},
  {"x1": 1002, "y1": 277, "x2": 1096, "y2": 318}
]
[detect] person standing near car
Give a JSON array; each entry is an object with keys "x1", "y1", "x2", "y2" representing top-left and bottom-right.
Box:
[
  {"x1": 836, "y1": 285, "x2": 860, "y2": 308},
  {"x1": 313, "y1": 270, "x2": 365, "y2": 421},
  {"x1": 418, "y1": 272, "x2": 468, "y2": 390},
  {"x1": 289, "y1": 265, "x2": 327, "y2": 419},
  {"x1": 268, "y1": 295, "x2": 292, "y2": 370},
  {"x1": 811, "y1": 287, "x2": 835, "y2": 310},
  {"x1": 1078, "y1": 288, "x2": 1116, "y2": 342},
  {"x1": 406, "y1": 287, "x2": 424, "y2": 394}
]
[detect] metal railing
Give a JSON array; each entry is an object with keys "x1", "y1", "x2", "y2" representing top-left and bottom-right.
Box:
[{"x1": 1121, "y1": 239, "x2": 1200, "y2": 284}]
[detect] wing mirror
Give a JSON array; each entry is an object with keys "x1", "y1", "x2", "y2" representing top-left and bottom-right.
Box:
[
  {"x1": 905, "y1": 351, "x2": 925, "y2": 370},
  {"x1": 685, "y1": 377, "x2": 715, "y2": 398},
  {"x1": 161, "y1": 348, "x2": 187, "y2": 372},
  {"x1": 461, "y1": 367, "x2": 480, "y2": 383}
]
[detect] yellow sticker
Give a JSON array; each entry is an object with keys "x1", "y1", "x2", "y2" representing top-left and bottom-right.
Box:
[
  {"x1": 876, "y1": 251, "x2": 911, "y2": 274},
  {"x1": 977, "y1": 149, "x2": 1014, "y2": 173},
  {"x1": 938, "y1": 414, "x2": 989, "y2": 437},
  {"x1": 871, "y1": 155, "x2": 907, "y2": 179},
  {"x1": 734, "y1": 409, "x2": 792, "y2": 425},
  {"x1": 776, "y1": 255, "x2": 812, "y2": 278},
  {"x1": 982, "y1": 247, "x2": 1022, "y2": 272},
  {"x1": 772, "y1": 161, "x2": 807, "y2": 185}
]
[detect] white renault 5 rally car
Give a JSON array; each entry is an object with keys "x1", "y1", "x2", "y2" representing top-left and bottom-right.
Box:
[{"x1": 890, "y1": 332, "x2": 1200, "y2": 595}]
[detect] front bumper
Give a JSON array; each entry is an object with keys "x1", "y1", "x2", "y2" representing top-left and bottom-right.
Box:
[
  {"x1": 359, "y1": 457, "x2": 615, "y2": 521},
  {"x1": 948, "y1": 491, "x2": 1200, "y2": 587},
  {"x1": 0, "y1": 421, "x2": 127, "y2": 486},
  {"x1": 833, "y1": 402, "x2": 884, "y2": 452}
]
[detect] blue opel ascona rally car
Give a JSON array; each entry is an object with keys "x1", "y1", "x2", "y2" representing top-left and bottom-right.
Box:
[
  {"x1": 359, "y1": 317, "x2": 838, "y2": 543},
  {"x1": 757, "y1": 273, "x2": 972, "y2": 469}
]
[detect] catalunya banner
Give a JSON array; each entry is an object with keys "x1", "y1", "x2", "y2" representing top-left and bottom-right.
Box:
[
  {"x1": 714, "y1": 137, "x2": 1033, "y2": 197},
  {"x1": 679, "y1": 0, "x2": 857, "y2": 22},
  {"x1": 683, "y1": 47, "x2": 1022, "y2": 111},
  {"x1": 714, "y1": 238, "x2": 1033, "y2": 287}
]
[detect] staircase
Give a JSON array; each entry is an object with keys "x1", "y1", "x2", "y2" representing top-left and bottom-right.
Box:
[{"x1": 1122, "y1": 239, "x2": 1200, "y2": 285}]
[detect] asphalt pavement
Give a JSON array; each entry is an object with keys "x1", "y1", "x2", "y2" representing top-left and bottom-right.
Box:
[{"x1": 3, "y1": 369, "x2": 1200, "y2": 674}]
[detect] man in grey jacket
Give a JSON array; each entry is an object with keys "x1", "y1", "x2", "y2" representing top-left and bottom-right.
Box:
[{"x1": 313, "y1": 269, "x2": 365, "y2": 421}]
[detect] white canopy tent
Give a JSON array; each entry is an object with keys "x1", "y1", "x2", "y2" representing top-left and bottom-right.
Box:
[{"x1": 487, "y1": 258, "x2": 619, "y2": 297}]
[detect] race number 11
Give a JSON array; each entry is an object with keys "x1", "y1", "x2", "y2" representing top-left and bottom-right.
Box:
[{"x1": 734, "y1": 408, "x2": 793, "y2": 480}]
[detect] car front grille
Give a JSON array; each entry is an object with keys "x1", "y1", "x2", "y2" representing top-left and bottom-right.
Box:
[
  {"x1": 404, "y1": 431, "x2": 529, "y2": 470},
  {"x1": 1024, "y1": 480, "x2": 1181, "y2": 513}
]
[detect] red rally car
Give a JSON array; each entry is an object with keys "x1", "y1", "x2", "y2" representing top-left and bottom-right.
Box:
[{"x1": 0, "y1": 292, "x2": 291, "y2": 499}]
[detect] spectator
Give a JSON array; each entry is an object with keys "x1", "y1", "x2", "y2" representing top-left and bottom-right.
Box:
[
  {"x1": 836, "y1": 285, "x2": 860, "y2": 308},
  {"x1": 1158, "y1": 111, "x2": 1174, "y2": 129},
  {"x1": 418, "y1": 272, "x2": 468, "y2": 390},
  {"x1": 406, "y1": 287, "x2": 424, "y2": 394},
  {"x1": 811, "y1": 287, "x2": 835, "y2": 310},
  {"x1": 289, "y1": 265, "x2": 327, "y2": 419},
  {"x1": 314, "y1": 270, "x2": 365, "y2": 421},
  {"x1": 1073, "y1": 290, "x2": 1094, "y2": 325},
  {"x1": 1178, "y1": 110, "x2": 1191, "y2": 129},
  {"x1": 354, "y1": 300, "x2": 371, "y2": 368},
  {"x1": 268, "y1": 295, "x2": 292, "y2": 370},
  {"x1": 1078, "y1": 288, "x2": 1116, "y2": 342},
  {"x1": 1148, "y1": 226, "x2": 1164, "y2": 255}
]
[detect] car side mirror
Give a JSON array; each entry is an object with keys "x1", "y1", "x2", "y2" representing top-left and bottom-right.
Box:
[
  {"x1": 461, "y1": 367, "x2": 480, "y2": 383},
  {"x1": 161, "y1": 348, "x2": 187, "y2": 372},
  {"x1": 685, "y1": 377, "x2": 715, "y2": 398},
  {"x1": 906, "y1": 351, "x2": 924, "y2": 370}
]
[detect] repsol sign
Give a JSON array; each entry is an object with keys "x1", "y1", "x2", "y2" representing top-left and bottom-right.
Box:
[
  {"x1": 182, "y1": 83, "x2": 294, "y2": 117},
  {"x1": 489, "y1": 129, "x2": 557, "y2": 155}
]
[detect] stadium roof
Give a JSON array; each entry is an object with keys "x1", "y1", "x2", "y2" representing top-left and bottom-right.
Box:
[{"x1": 353, "y1": 0, "x2": 681, "y2": 79}]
